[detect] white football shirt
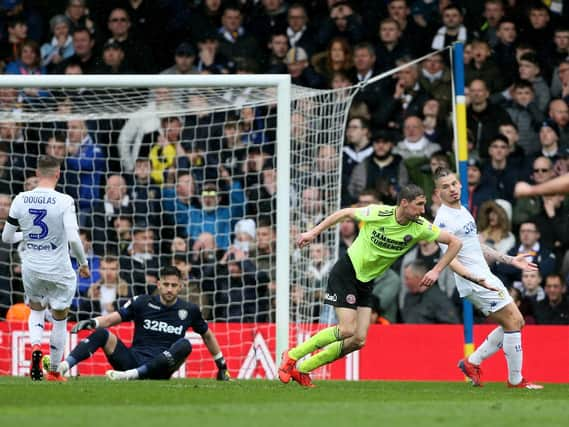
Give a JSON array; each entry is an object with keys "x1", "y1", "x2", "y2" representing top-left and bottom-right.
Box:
[
  {"x1": 9, "y1": 187, "x2": 78, "y2": 276},
  {"x1": 434, "y1": 204, "x2": 503, "y2": 296}
]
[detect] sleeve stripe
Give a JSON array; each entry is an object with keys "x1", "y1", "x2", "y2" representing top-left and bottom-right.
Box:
[{"x1": 7, "y1": 216, "x2": 19, "y2": 226}]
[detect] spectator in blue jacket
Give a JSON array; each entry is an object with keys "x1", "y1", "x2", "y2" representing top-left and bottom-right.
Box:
[
  {"x1": 65, "y1": 119, "x2": 105, "y2": 220},
  {"x1": 162, "y1": 171, "x2": 196, "y2": 239},
  {"x1": 188, "y1": 182, "x2": 233, "y2": 250}
]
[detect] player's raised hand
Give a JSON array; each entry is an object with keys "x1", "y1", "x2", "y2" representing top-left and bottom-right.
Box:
[
  {"x1": 511, "y1": 254, "x2": 538, "y2": 272},
  {"x1": 420, "y1": 269, "x2": 439, "y2": 288},
  {"x1": 296, "y1": 230, "x2": 316, "y2": 248},
  {"x1": 79, "y1": 264, "x2": 91, "y2": 278},
  {"x1": 514, "y1": 182, "x2": 533, "y2": 198},
  {"x1": 71, "y1": 319, "x2": 97, "y2": 333}
]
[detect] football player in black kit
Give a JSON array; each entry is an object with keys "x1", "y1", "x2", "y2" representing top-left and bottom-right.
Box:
[{"x1": 57, "y1": 266, "x2": 230, "y2": 380}]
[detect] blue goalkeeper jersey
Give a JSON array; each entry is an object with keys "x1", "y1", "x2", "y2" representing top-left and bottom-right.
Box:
[{"x1": 118, "y1": 294, "x2": 208, "y2": 363}]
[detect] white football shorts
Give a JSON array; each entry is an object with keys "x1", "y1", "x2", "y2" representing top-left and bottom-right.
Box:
[
  {"x1": 465, "y1": 282, "x2": 513, "y2": 316},
  {"x1": 22, "y1": 267, "x2": 77, "y2": 311}
]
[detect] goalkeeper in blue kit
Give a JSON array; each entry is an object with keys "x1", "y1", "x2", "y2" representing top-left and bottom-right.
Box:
[{"x1": 56, "y1": 266, "x2": 230, "y2": 380}]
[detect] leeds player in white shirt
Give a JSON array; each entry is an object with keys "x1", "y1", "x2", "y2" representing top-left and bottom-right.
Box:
[
  {"x1": 2, "y1": 155, "x2": 90, "y2": 381},
  {"x1": 433, "y1": 168, "x2": 543, "y2": 389}
]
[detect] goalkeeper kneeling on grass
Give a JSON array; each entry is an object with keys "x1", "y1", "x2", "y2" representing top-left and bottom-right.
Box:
[{"x1": 57, "y1": 265, "x2": 230, "y2": 381}]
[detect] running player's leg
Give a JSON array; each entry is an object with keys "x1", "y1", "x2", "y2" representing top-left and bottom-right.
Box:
[
  {"x1": 23, "y1": 269, "x2": 47, "y2": 380},
  {"x1": 298, "y1": 306, "x2": 371, "y2": 374},
  {"x1": 488, "y1": 302, "x2": 528, "y2": 386},
  {"x1": 28, "y1": 301, "x2": 47, "y2": 381},
  {"x1": 47, "y1": 279, "x2": 77, "y2": 375}
]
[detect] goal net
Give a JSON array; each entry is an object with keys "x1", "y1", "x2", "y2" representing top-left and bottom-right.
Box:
[{"x1": 0, "y1": 75, "x2": 358, "y2": 378}]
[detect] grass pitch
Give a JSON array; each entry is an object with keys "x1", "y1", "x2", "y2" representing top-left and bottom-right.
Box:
[{"x1": 0, "y1": 377, "x2": 566, "y2": 427}]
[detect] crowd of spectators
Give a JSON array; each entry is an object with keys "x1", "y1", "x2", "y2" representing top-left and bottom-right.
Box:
[{"x1": 0, "y1": 0, "x2": 568, "y2": 325}]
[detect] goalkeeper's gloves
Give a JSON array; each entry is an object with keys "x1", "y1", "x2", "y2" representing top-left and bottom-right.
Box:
[
  {"x1": 215, "y1": 356, "x2": 231, "y2": 381},
  {"x1": 71, "y1": 318, "x2": 98, "y2": 333}
]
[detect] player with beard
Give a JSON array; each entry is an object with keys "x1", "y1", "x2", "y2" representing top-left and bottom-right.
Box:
[
  {"x1": 57, "y1": 266, "x2": 230, "y2": 381},
  {"x1": 434, "y1": 167, "x2": 542, "y2": 389}
]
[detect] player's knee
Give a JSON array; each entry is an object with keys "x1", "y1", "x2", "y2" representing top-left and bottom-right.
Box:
[
  {"x1": 171, "y1": 338, "x2": 192, "y2": 359},
  {"x1": 89, "y1": 328, "x2": 110, "y2": 346},
  {"x1": 338, "y1": 324, "x2": 356, "y2": 339},
  {"x1": 352, "y1": 334, "x2": 366, "y2": 350}
]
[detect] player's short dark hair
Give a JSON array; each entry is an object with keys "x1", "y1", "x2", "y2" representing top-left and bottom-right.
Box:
[
  {"x1": 433, "y1": 166, "x2": 454, "y2": 184},
  {"x1": 37, "y1": 155, "x2": 61, "y2": 176},
  {"x1": 160, "y1": 265, "x2": 182, "y2": 279},
  {"x1": 397, "y1": 184, "x2": 425, "y2": 204}
]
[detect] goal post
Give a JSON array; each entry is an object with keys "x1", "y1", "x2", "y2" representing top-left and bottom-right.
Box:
[{"x1": 0, "y1": 74, "x2": 359, "y2": 377}]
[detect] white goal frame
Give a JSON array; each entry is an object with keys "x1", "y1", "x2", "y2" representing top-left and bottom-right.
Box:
[{"x1": 0, "y1": 74, "x2": 291, "y2": 365}]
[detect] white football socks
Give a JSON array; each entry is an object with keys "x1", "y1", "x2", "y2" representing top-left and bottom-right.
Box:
[
  {"x1": 50, "y1": 318, "x2": 68, "y2": 372},
  {"x1": 468, "y1": 326, "x2": 504, "y2": 365},
  {"x1": 503, "y1": 331, "x2": 523, "y2": 385},
  {"x1": 28, "y1": 308, "x2": 45, "y2": 347}
]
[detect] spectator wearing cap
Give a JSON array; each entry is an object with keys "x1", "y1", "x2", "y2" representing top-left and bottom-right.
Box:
[
  {"x1": 188, "y1": 183, "x2": 234, "y2": 250},
  {"x1": 40, "y1": 15, "x2": 74, "y2": 71},
  {"x1": 517, "y1": 53, "x2": 550, "y2": 113},
  {"x1": 285, "y1": 3, "x2": 317, "y2": 57},
  {"x1": 106, "y1": 8, "x2": 155, "y2": 73},
  {"x1": 195, "y1": 31, "x2": 231, "y2": 74},
  {"x1": 217, "y1": 6, "x2": 259, "y2": 68},
  {"x1": 500, "y1": 79, "x2": 544, "y2": 156},
  {"x1": 285, "y1": 46, "x2": 326, "y2": 89},
  {"x1": 161, "y1": 42, "x2": 197, "y2": 75},
  {"x1": 466, "y1": 157, "x2": 496, "y2": 219},
  {"x1": 481, "y1": 134, "x2": 520, "y2": 203},
  {"x1": 96, "y1": 39, "x2": 131, "y2": 74},
  {"x1": 347, "y1": 130, "x2": 402, "y2": 203},
  {"x1": 232, "y1": 219, "x2": 256, "y2": 255},
  {"x1": 534, "y1": 119, "x2": 566, "y2": 164},
  {"x1": 467, "y1": 79, "x2": 512, "y2": 158}
]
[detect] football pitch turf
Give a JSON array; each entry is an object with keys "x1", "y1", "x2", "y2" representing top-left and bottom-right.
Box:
[{"x1": 0, "y1": 378, "x2": 567, "y2": 427}]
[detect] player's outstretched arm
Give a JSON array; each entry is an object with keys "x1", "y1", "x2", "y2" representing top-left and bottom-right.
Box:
[
  {"x1": 202, "y1": 329, "x2": 230, "y2": 381},
  {"x1": 296, "y1": 207, "x2": 357, "y2": 248},
  {"x1": 480, "y1": 244, "x2": 538, "y2": 271},
  {"x1": 71, "y1": 312, "x2": 122, "y2": 333},
  {"x1": 514, "y1": 174, "x2": 569, "y2": 198},
  {"x1": 1, "y1": 221, "x2": 23, "y2": 244},
  {"x1": 420, "y1": 231, "x2": 462, "y2": 287}
]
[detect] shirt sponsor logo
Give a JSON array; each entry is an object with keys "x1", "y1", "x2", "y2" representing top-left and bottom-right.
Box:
[
  {"x1": 143, "y1": 319, "x2": 183, "y2": 335},
  {"x1": 370, "y1": 229, "x2": 408, "y2": 251},
  {"x1": 346, "y1": 294, "x2": 356, "y2": 304},
  {"x1": 324, "y1": 293, "x2": 337, "y2": 302},
  {"x1": 26, "y1": 242, "x2": 57, "y2": 251}
]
